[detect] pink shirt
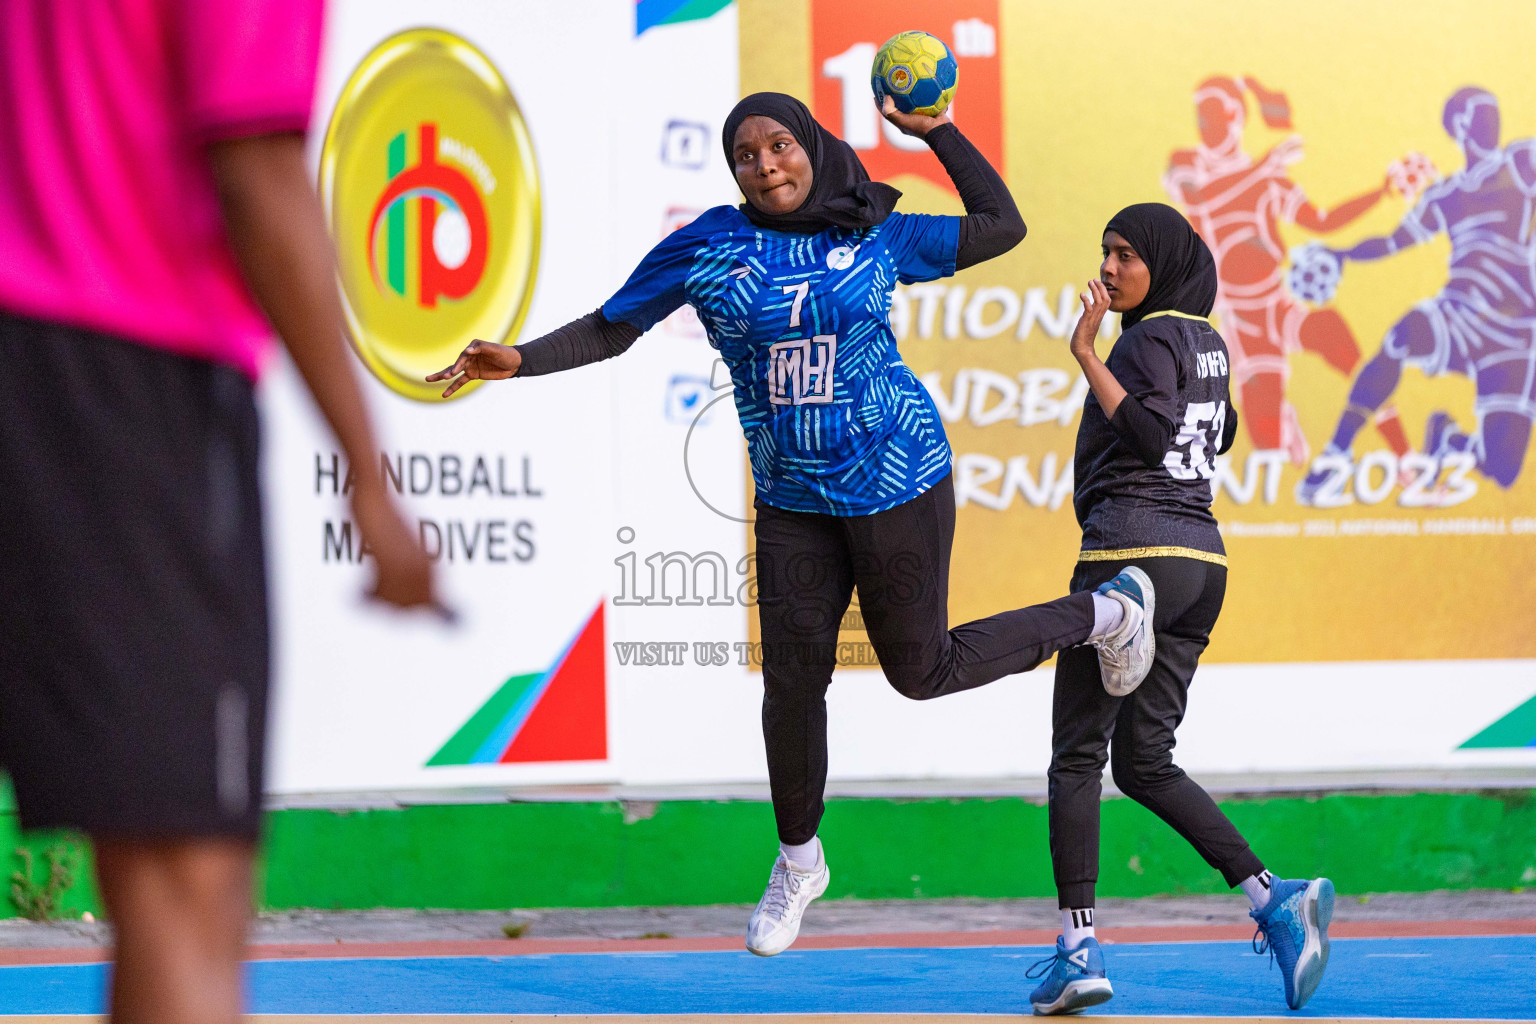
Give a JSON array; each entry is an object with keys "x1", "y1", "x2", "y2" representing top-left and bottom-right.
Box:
[{"x1": 0, "y1": 0, "x2": 324, "y2": 378}]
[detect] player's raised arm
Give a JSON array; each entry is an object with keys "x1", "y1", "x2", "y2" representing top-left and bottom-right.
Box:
[{"x1": 879, "y1": 96, "x2": 1026, "y2": 270}]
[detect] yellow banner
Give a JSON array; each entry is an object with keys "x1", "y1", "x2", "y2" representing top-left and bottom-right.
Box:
[{"x1": 741, "y1": 0, "x2": 1536, "y2": 662}]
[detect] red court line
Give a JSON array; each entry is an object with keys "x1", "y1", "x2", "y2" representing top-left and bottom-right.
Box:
[{"x1": 6, "y1": 918, "x2": 1534, "y2": 966}]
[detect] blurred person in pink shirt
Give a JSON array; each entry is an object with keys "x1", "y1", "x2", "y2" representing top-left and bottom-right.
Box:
[{"x1": 0, "y1": 3, "x2": 438, "y2": 1022}]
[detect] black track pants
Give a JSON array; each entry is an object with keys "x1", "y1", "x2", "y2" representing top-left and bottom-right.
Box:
[
  {"x1": 755, "y1": 473, "x2": 1096, "y2": 844},
  {"x1": 1048, "y1": 556, "x2": 1264, "y2": 908}
]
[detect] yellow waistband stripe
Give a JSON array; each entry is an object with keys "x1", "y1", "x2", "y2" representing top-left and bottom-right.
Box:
[
  {"x1": 1078, "y1": 545, "x2": 1228, "y2": 567},
  {"x1": 1140, "y1": 310, "x2": 1211, "y2": 324}
]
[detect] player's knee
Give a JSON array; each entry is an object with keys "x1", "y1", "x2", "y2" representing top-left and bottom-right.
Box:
[
  {"x1": 1384, "y1": 310, "x2": 1438, "y2": 361},
  {"x1": 100, "y1": 840, "x2": 252, "y2": 948},
  {"x1": 761, "y1": 645, "x2": 837, "y2": 688},
  {"x1": 1049, "y1": 747, "x2": 1109, "y2": 779},
  {"x1": 1300, "y1": 310, "x2": 1360, "y2": 375},
  {"x1": 886, "y1": 668, "x2": 941, "y2": 701},
  {"x1": 1111, "y1": 751, "x2": 1181, "y2": 798}
]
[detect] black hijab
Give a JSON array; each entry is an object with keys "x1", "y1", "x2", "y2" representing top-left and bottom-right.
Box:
[
  {"x1": 722, "y1": 92, "x2": 900, "y2": 234},
  {"x1": 1104, "y1": 203, "x2": 1218, "y2": 329}
]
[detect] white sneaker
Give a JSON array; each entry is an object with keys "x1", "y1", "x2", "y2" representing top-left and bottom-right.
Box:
[
  {"x1": 1087, "y1": 566, "x2": 1155, "y2": 697},
  {"x1": 745, "y1": 852, "x2": 830, "y2": 956}
]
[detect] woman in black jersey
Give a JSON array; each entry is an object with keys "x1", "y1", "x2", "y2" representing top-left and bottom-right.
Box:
[
  {"x1": 430, "y1": 94, "x2": 1158, "y2": 960},
  {"x1": 1025, "y1": 204, "x2": 1335, "y2": 1016}
]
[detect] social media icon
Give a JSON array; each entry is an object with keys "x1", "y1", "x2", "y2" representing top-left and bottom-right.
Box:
[
  {"x1": 660, "y1": 120, "x2": 710, "y2": 169},
  {"x1": 665, "y1": 374, "x2": 714, "y2": 424}
]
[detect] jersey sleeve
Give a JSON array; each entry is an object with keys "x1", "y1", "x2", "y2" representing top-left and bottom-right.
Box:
[
  {"x1": 879, "y1": 212, "x2": 960, "y2": 284},
  {"x1": 1104, "y1": 329, "x2": 1183, "y2": 468},
  {"x1": 601, "y1": 212, "x2": 718, "y2": 333},
  {"x1": 1112, "y1": 329, "x2": 1182, "y2": 427},
  {"x1": 175, "y1": 0, "x2": 324, "y2": 142}
]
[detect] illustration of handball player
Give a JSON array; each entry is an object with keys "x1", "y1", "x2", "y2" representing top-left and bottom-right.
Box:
[
  {"x1": 1164, "y1": 75, "x2": 1414, "y2": 468},
  {"x1": 1298, "y1": 87, "x2": 1536, "y2": 504}
]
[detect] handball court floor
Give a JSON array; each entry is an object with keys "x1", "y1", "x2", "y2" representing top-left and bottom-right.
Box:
[{"x1": 4, "y1": 893, "x2": 1534, "y2": 1021}]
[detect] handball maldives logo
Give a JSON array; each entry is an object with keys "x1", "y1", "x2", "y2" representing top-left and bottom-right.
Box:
[
  {"x1": 320, "y1": 29, "x2": 540, "y2": 402},
  {"x1": 369, "y1": 123, "x2": 490, "y2": 309}
]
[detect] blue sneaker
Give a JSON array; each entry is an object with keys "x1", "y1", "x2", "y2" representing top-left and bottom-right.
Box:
[
  {"x1": 1251, "y1": 876, "x2": 1335, "y2": 1009},
  {"x1": 1026, "y1": 935, "x2": 1113, "y2": 1015},
  {"x1": 1088, "y1": 567, "x2": 1155, "y2": 697}
]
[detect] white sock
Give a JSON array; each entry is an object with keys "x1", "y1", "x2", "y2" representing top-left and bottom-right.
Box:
[
  {"x1": 1088, "y1": 592, "x2": 1125, "y2": 641},
  {"x1": 1240, "y1": 870, "x2": 1275, "y2": 909},
  {"x1": 780, "y1": 836, "x2": 821, "y2": 872},
  {"x1": 1062, "y1": 907, "x2": 1096, "y2": 949}
]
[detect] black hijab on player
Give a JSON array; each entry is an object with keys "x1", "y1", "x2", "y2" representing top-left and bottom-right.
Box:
[
  {"x1": 722, "y1": 92, "x2": 900, "y2": 234},
  {"x1": 1104, "y1": 202, "x2": 1218, "y2": 329}
]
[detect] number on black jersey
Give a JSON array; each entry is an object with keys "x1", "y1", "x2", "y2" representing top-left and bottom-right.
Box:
[{"x1": 1165, "y1": 401, "x2": 1226, "y2": 480}]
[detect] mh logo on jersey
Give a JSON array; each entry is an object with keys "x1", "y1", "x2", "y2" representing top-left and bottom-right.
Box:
[
  {"x1": 321, "y1": 29, "x2": 541, "y2": 402},
  {"x1": 768, "y1": 336, "x2": 838, "y2": 405}
]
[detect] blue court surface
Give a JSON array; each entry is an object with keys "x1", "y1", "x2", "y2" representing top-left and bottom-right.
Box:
[{"x1": 4, "y1": 935, "x2": 1533, "y2": 1018}]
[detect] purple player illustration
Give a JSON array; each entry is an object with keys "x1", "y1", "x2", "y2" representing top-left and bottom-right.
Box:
[{"x1": 1299, "y1": 87, "x2": 1536, "y2": 503}]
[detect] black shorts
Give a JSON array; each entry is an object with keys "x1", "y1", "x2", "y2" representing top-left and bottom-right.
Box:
[{"x1": 0, "y1": 312, "x2": 269, "y2": 839}]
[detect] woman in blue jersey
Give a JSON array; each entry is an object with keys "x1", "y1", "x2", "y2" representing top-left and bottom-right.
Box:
[
  {"x1": 430, "y1": 93, "x2": 1156, "y2": 956},
  {"x1": 1023, "y1": 204, "x2": 1334, "y2": 1015}
]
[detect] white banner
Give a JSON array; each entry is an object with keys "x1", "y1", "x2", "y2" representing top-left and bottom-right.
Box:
[{"x1": 263, "y1": 0, "x2": 1536, "y2": 802}]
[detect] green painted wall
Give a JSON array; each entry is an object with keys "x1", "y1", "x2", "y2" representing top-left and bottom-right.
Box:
[{"x1": 6, "y1": 786, "x2": 1536, "y2": 919}]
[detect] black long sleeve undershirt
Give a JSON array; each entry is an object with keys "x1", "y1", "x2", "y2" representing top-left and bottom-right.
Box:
[
  {"x1": 511, "y1": 124, "x2": 1021, "y2": 377},
  {"x1": 513, "y1": 308, "x2": 641, "y2": 377},
  {"x1": 1109, "y1": 396, "x2": 1173, "y2": 469},
  {"x1": 924, "y1": 122, "x2": 1026, "y2": 270},
  {"x1": 1108, "y1": 387, "x2": 1241, "y2": 469}
]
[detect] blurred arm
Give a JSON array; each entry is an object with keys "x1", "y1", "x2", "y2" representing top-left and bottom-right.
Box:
[{"x1": 209, "y1": 132, "x2": 433, "y2": 608}]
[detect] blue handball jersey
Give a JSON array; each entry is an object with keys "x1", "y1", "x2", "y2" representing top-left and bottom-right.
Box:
[{"x1": 603, "y1": 206, "x2": 960, "y2": 516}]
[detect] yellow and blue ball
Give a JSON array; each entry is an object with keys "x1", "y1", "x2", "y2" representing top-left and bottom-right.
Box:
[{"x1": 871, "y1": 30, "x2": 958, "y2": 117}]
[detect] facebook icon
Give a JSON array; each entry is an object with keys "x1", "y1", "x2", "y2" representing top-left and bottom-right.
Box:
[{"x1": 660, "y1": 120, "x2": 710, "y2": 170}]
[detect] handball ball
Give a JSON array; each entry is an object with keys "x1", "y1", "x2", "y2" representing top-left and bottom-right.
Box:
[
  {"x1": 1387, "y1": 151, "x2": 1439, "y2": 206},
  {"x1": 871, "y1": 31, "x2": 958, "y2": 117},
  {"x1": 1287, "y1": 242, "x2": 1343, "y2": 306}
]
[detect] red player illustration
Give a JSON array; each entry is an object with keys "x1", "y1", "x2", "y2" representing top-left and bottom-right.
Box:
[{"x1": 1164, "y1": 76, "x2": 1411, "y2": 465}]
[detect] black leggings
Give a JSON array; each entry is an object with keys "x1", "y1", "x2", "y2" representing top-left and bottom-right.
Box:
[
  {"x1": 1048, "y1": 556, "x2": 1265, "y2": 908},
  {"x1": 754, "y1": 473, "x2": 1095, "y2": 844}
]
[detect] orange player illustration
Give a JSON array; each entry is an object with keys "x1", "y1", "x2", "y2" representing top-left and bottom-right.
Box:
[{"x1": 1164, "y1": 76, "x2": 1411, "y2": 465}]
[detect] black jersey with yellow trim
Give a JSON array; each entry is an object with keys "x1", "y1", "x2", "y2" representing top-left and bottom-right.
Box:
[{"x1": 1073, "y1": 310, "x2": 1236, "y2": 559}]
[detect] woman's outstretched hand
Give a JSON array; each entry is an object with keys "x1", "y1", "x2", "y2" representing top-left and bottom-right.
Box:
[
  {"x1": 426, "y1": 339, "x2": 522, "y2": 398},
  {"x1": 879, "y1": 95, "x2": 953, "y2": 139},
  {"x1": 1070, "y1": 279, "x2": 1112, "y2": 362}
]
